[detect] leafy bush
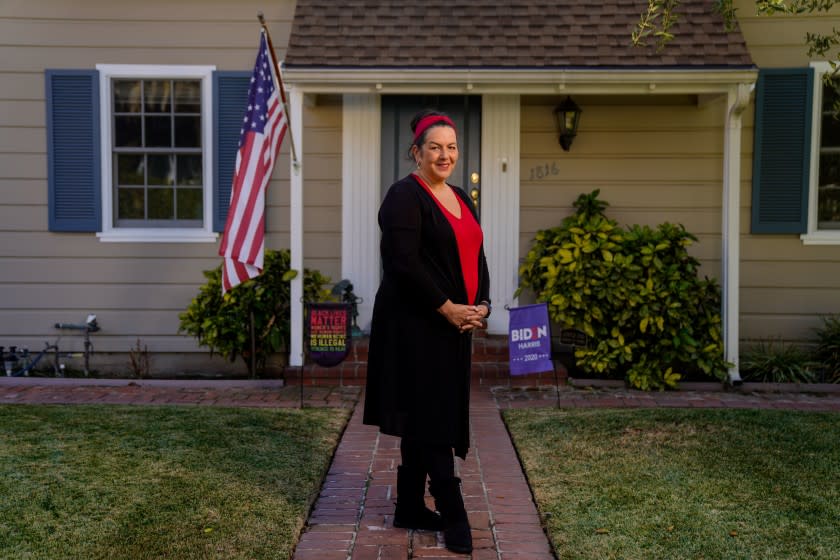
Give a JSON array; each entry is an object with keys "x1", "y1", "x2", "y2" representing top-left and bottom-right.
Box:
[
  {"x1": 813, "y1": 314, "x2": 840, "y2": 383},
  {"x1": 517, "y1": 190, "x2": 729, "y2": 390},
  {"x1": 739, "y1": 340, "x2": 819, "y2": 383},
  {"x1": 179, "y1": 249, "x2": 331, "y2": 376}
]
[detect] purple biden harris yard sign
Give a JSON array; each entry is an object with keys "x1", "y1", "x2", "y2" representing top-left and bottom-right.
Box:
[{"x1": 508, "y1": 303, "x2": 553, "y2": 376}]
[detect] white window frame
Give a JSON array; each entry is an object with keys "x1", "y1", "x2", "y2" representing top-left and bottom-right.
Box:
[
  {"x1": 96, "y1": 64, "x2": 217, "y2": 243},
  {"x1": 802, "y1": 61, "x2": 840, "y2": 245}
]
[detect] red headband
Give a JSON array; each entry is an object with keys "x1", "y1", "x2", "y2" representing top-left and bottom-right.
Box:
[{"x1": 413, "y1": 115, "x2": 456, "y2": 143}]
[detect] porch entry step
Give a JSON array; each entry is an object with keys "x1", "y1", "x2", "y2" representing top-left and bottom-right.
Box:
[
  {"x1": 339, "y1": 334, "x2": 511, "y2": 363},
  {"x1": 286, "y1": 335, "x2": 568, "y2": 386}
]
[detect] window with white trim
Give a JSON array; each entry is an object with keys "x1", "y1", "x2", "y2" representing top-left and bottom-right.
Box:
[
  {"x1": 96, "y1": 65, "x2": 216, "y2": 242},
  {"x1": 805, "y1": 62, "x2": 840, "y2": 244}
]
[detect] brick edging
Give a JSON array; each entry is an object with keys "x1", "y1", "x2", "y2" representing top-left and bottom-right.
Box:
[{"x1": 0, "y1": 377, "x2": 286, "y2": 389}]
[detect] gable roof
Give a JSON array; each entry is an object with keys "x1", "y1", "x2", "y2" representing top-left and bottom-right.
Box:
[{"x1": 284, "y1": 0, "x2": 754, "y2": 70}]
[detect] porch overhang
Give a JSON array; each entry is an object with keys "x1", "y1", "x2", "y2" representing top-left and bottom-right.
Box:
[
  {"x1": 282, "y1": 67, "x2": 758, "y2": 95},
  {"x1": 284, "y1": 66, "x2": 756, "y2": 385}
]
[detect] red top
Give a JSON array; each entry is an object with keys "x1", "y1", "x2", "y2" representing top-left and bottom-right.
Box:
[{"x1": 414, "y1": 174, "x2": 483, "y2": 304}]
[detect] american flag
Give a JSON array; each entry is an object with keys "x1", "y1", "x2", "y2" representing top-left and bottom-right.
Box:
[{"x1": 219, "y1": 30, "x2": 288, "y2": 294}]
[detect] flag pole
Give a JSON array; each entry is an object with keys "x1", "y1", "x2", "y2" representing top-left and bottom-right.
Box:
[{"x1": 257, "y1": 12, "x2": 300, "y2": 173}]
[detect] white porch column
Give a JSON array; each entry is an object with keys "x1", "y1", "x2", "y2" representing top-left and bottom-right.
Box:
[
  {"x1": 722, "y1": 84, "x2": 751, "y2": 384},
  {"x1": 341, "y1": 94, "x2": 381, "y2": 332},
  {"x1": 289, "y1": 88, "x2": 304, "y2": 367},
  {"x1": 481, "y1": 95, "x2": 521, "y2": 334}
]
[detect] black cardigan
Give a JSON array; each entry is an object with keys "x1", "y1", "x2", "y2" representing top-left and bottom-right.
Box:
[{"x1": 363, "y1": 174, "x2": 490, "y2": 458}]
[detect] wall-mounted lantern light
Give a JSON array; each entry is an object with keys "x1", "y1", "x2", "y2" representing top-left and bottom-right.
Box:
[{"x1": 553, "y1": 96, "x2": 582, "y2": 151}]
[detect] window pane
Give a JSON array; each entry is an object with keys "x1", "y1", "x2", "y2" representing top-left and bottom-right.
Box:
[
  {"x1": 177, "y1": 154, "x2": 202, "y2": 185},
  {"x1": 174, "y1": 81, "x2": 201, "y2": 113},
  {"x1": 824, "y1": 83, "x2": 840, "y2": 112},
  {"x1": 175, "y1": 116, "x2": 201, "y2": 147},
  {"x1": 114, "y1": 80, "x2": 141, "y2": 113},
  {"x1": 144, "y1": 80, "x2": 171, "y2": 113},
  {"x1": 147, "y1": 154, "x2": 175, "y2": 186},
  {"x1": 819, "y1": 152, "x2": 840, "y2": 186},
  {"x1": 114, "y1": 116, "x2": 142, "y2": 147},
  {"x1": 148, "y1": 188, "x2": 174, "y2": 219},
  {"x1": 177, "y1": 188, "x2": 203, "y2": 220},
  {"x1": 818, "y1": 152, "x2": 840, "y2": 229},
  {"x1": 821, "y1": 114, "x2": 840, "y2": 148},
  {"x1": 116, "y1": 154, "x2": 145, "y2": 185},
  {"x1": 109, "y1": 74, "x2": 206, "y2": 229},
  {"x1": 118, "y1": 187, "x2": 145, "y2": 219},
  {"x1": 818, "y1": 185, "x2": 840, "y2": 228},
  {"x1": 818, "y1": 81, "x2": 840, "y2": 231},
  {"x1": 145, "y1": 115, "x2": 171, "y2": 147}
]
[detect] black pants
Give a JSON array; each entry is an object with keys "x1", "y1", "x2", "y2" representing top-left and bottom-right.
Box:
[{"x1": 400, "y1": 437, "x2": 454, "y2": 484}]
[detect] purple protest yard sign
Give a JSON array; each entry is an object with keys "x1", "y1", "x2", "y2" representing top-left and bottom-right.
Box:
[{"x1": 508, "y1": 303, "x2": 554, "y2": 376}]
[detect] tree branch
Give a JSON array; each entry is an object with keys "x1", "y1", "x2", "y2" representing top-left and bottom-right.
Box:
[{"x1": 633, "y1": 0, "x2": 840, "y2": 83}]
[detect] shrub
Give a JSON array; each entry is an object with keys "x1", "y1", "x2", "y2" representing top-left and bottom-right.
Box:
[
  {"x1": 739, "y1": 340, "x2": 818, "y2": 383},
  {"x1": 813, "y1": 314, "x2": 840, "y2": 383},
  {"x1": 517, "y1": 190, "x2": 729, "y2": 390},
  {"x1": 179, "y1": 249, "x2": 331, "y2": 376}
]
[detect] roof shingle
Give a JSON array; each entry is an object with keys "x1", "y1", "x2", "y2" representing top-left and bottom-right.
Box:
[{"x1": 284, "y1": 0, "x2": 753, "y2": 69}]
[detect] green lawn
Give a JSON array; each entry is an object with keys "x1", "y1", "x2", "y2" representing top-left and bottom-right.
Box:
[
  {"x1": 503, "y1": 408, "x2": 840, "y2": 560},
  {"x1": 0, "y1": 404, "x2": 349, "y2": 559}
]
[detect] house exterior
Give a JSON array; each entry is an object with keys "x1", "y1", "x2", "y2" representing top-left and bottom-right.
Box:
[{"x1": 1, "y1": 0, "x2": 839, "y2": 377}]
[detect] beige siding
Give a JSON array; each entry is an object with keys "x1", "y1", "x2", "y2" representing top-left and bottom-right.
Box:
[
  {"x1": 519, "y1": 95, "x2": 733, "y2": 280},
  {"x1": 734, "y1": 0, "x2": 840, "y2": 68},
  {"x1": 0, "y1": 0, "x2": 343, "y2": 363},
  {"x1": 735, "y1": 1, "x2": 840, "y2": 340}
]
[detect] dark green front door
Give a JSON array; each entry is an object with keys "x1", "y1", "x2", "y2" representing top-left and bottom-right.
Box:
[{"x1": 380, "y1": 95, "x2": 482, "y2": 217}]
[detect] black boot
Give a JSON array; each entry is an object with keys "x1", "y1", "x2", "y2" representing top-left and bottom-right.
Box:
[
  {"x1": 430, "y1": 477, "x2": 473, "y2": 554},
  {"x1": 393, "y1": 465, "x2": 444, "y2": 531}
]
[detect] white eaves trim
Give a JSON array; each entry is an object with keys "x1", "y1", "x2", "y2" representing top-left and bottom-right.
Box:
[{"x1": 282, "y1": 68, "x2": 759, "y2": 95}]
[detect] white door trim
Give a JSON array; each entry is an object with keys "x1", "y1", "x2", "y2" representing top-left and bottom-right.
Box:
[
  {"x1": 481, "y1": 96, "x2": 521, "y2": 334},
  {"x1": 341, "y1": 94, "x2": 381, "y2": 332}
]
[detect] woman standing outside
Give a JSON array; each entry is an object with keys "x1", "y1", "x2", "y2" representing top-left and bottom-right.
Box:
[{"x1": 363, "y1": 110, "x2": 491, "y2": 554}]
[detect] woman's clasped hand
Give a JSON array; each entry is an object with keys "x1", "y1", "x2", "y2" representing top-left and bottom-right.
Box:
[{"x1": 438, "y1": 300, "x2": 488, "y2": 333}]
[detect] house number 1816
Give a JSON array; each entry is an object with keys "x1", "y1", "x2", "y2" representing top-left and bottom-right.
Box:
[{"x1": 529, "y1": 161, "x2": 559, "y2": 181}]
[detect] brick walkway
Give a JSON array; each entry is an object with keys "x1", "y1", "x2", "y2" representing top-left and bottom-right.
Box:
[
  {"x1": 294, "y1": 387, "x2": 553, "y2": 560},
  {"x1": 2, "y1": 376, "x2": 839, "y2": 559}
]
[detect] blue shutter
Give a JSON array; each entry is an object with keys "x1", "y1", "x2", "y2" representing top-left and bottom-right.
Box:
[
  {"x1": 46, "y1": 70, "x2": 101, "y2": 232},
  {"x1": 751, "y1": 68, "x2": 814, "y2": 234},
  {"x1": 213, "y1": 71, "x2": 250, "y2": 232}
]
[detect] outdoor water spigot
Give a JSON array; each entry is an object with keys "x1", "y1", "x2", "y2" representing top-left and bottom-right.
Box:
[{"x1": 55, "y1": 314, "x2": 100, "y2": 332}]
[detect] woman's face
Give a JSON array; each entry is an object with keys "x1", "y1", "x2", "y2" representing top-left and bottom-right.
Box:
[{"x1": 414, "y1": 125, "x2": 458, "y2": 184}]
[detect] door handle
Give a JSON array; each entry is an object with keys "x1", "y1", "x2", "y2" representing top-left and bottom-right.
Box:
[{"x1": 470, "y1": 188, "x2": 479, "y2": 206}]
